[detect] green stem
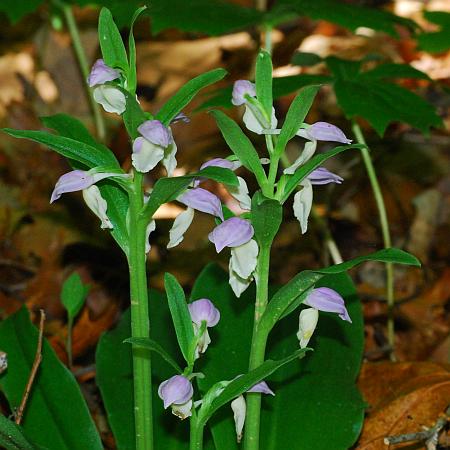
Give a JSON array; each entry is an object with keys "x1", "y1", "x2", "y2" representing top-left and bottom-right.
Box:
[
  {"x1": 189, "y1": 411, "x2": 204, "y2": 450},
  {"x1": 66, "y1": 317, "x2": 73, "y2": 369},
  {"x1": 58, "y1": 2, "x2": 106, "y2": 142},
  {"x1": 351, "y1": 121, "x2": 395, "y2": 359},
  {"x1": 243, "y1": 243, "x2": 271, "y2": 450},
  {"x1": 128, "y1": 171, "x2": 154, "y2": 450}
]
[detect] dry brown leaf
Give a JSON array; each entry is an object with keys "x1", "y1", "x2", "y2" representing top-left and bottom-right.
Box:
[{"x1": 357, "y1": 361, "x2": 450, "y2": 449}]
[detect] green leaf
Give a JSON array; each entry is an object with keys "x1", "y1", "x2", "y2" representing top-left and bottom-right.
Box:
[
  {"x1": 288, "y1": 0, "x2": 417, "y2": 37},
  {"x1": 418, "y1": 11, "x2": 450, "y2": 53},
  {"x1": 120, "y1": 89, "x2": 148, "y2": 139},
  {"x1": 255, "y1": 50, "x2": 273, "y2": 119},
  {"x1": 142, "y1": 166, "x2": 238, "y2": 221},
  {"x1": 96, "y1": 293, "x2": 189, "y2": 450},
  {"x1": 0, "y1": 308, "x2": 103, "y2": 450},
  {"x1": 261, "y1": 272, "x2": 365, "y2": 450},
  {"x1": 326, "y1": 56, "x2": 362, "y2": 81},
  {"x1": 41, "y1": 114, "x2": 101, "y2": 148},
  {"x1": 2, "y1": 128, "x2": 120, "y2": 169},
  {"x1": 358, "y1": 63, "x2": 431, "y2": 81},
  {"x1": 0, "y1": 414, "x2": 37, "y2": 450},
  {"x1": 0, "y1": 0, "x2": 44, "y2": 23},
  {"x1": 281, "y1": 144, "x2": 363, "y2": 202},
  {"x1": 98, "y1": 7, "x2": 128, "y2": 71},
  {"x1": 291, "y1": 52, "x2": 323, "y2": 67},
  {"x1": 273, "y1": 85, "x2": 320, "y2": 156},
  {"x1": 260, "y1": 248, "x2": 420, "y2": 332},
  {"x1": 128, "y1": 6, "x2": 148, "y2": 94},
  {"x1": 9, "y1": 117, "x2": 130, "y2": 254},
  {"x1": 147, "y1": 0, "x2": 263, "y2": 36},
  {"x1": 156, "y1": 68, "x2": 227, "y2": 126},
  {"x1": 199, "y1": 349, "x2": 309, "y2": 425},
  {"x1": 191, "y1": 264, "x2": 365, "y2": 450},
  {"x1": 61, "y1": 273, "x2": 89, "y2": 320},
  {"x1": 124, "y1": 337, "x2": 182, "y2": 373},
  {"x1": 164, "y1": 273, "x2": 195, "y2": 363},
  {"x1": 251, "y1": 192, "x2": 282, "y2": 245},
  {"x1": 334, "y1": 79, "x2": 443, "y2": 135},
  {"x1": 210, "y1": 110, "x2": 267, "y2": 187}
]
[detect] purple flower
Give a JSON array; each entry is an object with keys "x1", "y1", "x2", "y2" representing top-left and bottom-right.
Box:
[
  {"x1": 303, "y1": 122, "x2": 352, "y2": 144},
  {"x1": 208, "y1": 217, "x2": 254, "y2": 253},
  {"x1": 178, "y1": 188, "x2": 224, "y2": 220},
  {"x1": 50, "y1": 170, "x2": 120, "y2": 203},
  {"x1": 199, "y1": 158, "x2": 236, "y2": 171},
  {"x1": 304, "y1": 287, "x2": 352, "y2": 322},
  {"x1": 137, "y1": 120, "x2": 171, "y2": 148},
  {"x1": 308, "y1": 167, "x2": 343, "y2": 185},
  {"x1": 87, "y1": 59, "x2": 121, "y2": 87},
  {"x1": 232, "y1": 80, "x2": 256, "y2": 106},
  {"x1": 158, "y1": 375, "x2": 193, "y2": 409},
  {"x1": 171, "y1": 112, "x2": 190, "y2": 124},
  {"x1": 247, "y1": 381, "x2": 275, "y2": 395},
  {"x1": 188, "y1": 299, "x2": 220, "y2": 327}
]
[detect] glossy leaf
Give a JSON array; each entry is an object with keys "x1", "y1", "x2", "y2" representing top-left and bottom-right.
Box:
[
  {"x1": 210, "y1": 110, "x2": 267, "y2": 187},
  {"x1": 2, "y1": 128, "x2": 120, "y2": 169},
  {"x1": 124, "y1": 337, "x2": 182, "y2": 373},
  {"x1": 156, "y1": 68, "x2": 227, "y2": 126},
  {"x1": 255, "y1": 50, "x2": 273, "y2": 119},
  {"x1": 273, "y1": 85, "x2": 320, "y2": 156},
  {"x1": 0, "y1": 415, "x2": 37, "y2": 450},
  {"x1": 98, "y1": 7, "x2": 128, "y2": 71},
  {"x1": 147, "y1": 0, "x2": 263, "y2": 36},
  {"x1": 61, "y1": 272, "x2": 89, "y2": 320},
  {"x1": 0, "y1": 308, "x2": 103, "y2": 450},
  {"x1": 164, "y1": 273, "x2": 195, "y2": 364},
  {"x1": 261, "y1": 272, "x2": 365, "y2": 450},
  {"x1": 260, "y1": 248, "x2": 420, "y2": 332},
  {"x1": 192, "y1": 264, "x2": 366, "y2": 450},
  {"x1": 251, "y1": 192, "x2": 282, "y2": 245},
  {"x1": 199, "y1": 349, "x2": 309, "y2": 425},
  {"x1": 281, "y1": 144, "x2": 363, "y2": 202}
]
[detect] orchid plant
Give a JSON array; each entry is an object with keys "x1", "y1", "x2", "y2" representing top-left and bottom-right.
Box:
[{"x1": 1, "y1": 7, "x2": 421, "y2": 450}]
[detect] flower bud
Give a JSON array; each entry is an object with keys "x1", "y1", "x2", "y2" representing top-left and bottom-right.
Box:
[{"x1": 231, "y1": 80, "x2": 256, "y2": 106}]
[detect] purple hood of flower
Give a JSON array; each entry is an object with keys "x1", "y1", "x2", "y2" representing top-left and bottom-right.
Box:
[
  {"x1": 137, "y1": 120, "x2": 171, "y2": 147},
  {"x1": 87, "y1": 59, "x2": 120, "y2": 87},
  {"x1": 158, "y1": 375, "x2": 193, "y2": 409},
  {"x1": 208, "y1": 217, "x2": 254, "y2": 253},
  {"x1": 308, "y1": 167, "x2": 343, "y2": 185},
  {"x1": 304, "y1": 287, "x2": 352, "y2": 322},
  {"x1": 232, "y1": 80, "x2": 256, "y2": 106},
  {"x1": 188, "y1": 298, "x2": 220, "y2": 327},
  {"x1": 178, "y1": 188, "x2": 224, "y2": 220}
]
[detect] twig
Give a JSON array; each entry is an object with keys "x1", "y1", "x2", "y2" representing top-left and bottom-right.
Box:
[
  {"x1": 15, "y1": 309, "x2": 46, "y2": 425},
  {"x1": 384, "y1": 405, "x2": 449, "y2": 449}
]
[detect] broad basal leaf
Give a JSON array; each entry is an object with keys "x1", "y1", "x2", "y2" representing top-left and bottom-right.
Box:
[
  {"x1": 0, "y1": 414, "x2": 37, "y2": 450},
  {"x1": 0, "y1": 308, "x2": 103, "y2": 450}
]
